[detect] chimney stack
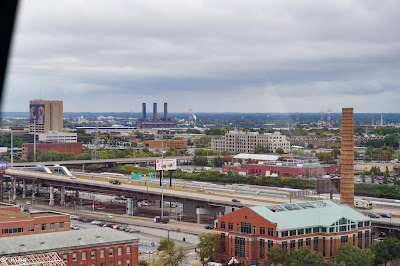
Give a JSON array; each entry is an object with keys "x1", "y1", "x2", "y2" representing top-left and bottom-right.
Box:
[
  {"x1": 142, "y1": 103, "x2": 146, "y2": 119},
  {"x1": 153, "y1": 103, "x2": 157, "y2": 121},
  {"x1": 164, "y1": 103, "x2": 168, "y2": 120}
]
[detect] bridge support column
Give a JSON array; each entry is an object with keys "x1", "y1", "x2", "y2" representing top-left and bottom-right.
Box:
[
  {"x1": 126, "y1": 198, "x2": 138, "y2": 216},
  {"x1": 60, "y1": 186, "x2": 66, "y2": 205},
  {"x1": 75, "y1": 190, "x2": 79, "y2": 198},
  {"x1": 196, "y1": 206, "x2": 225, "y2": 224},
  {"x1": 22, "y1": 179, "x2": 26, "y2": 199},
  {"x1": 12, "y1": 178, "x2": 17, "y2": 200},
  {"x1": 32, "y1": 180, "x2": 35, "y2": 201},
  {"x1": 49, "y1": 185, "x2": 54, "y2": 206}
]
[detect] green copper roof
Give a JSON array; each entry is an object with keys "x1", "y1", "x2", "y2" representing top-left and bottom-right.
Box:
[{"x1": 249, "y1": 200, "x2": 370, "y2": 231}]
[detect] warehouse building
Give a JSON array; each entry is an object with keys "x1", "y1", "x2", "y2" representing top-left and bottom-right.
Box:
[{"x1": 215, "y1": 200, "x2": 371, "y2": 265}]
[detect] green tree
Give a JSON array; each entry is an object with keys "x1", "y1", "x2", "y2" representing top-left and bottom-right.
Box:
[
  {"x1": 263, "y1": 246, "x2": 292, "y2": 266},
  {"x1": 138, "y1": 261, "x2": 149, "y2": 266},
  {"x1": 193, "y1": 155, "x2": 208, "y2": 166},
  {"x1": 159, "y1": 245, "x2": 187, "y2": 266},
  {"x1": 383, "y1": 172, "x2": 388, "y2": 184},
  {"x1": 305, "y1": 167, "x2": 310, "y2": 178},
  {"x1": 371, "y1": 172, "x2": 375, "y2": 184},
  {"x1": 313, "y1": 168, "x2": 318, "y2": 178},
  {"x1": 197, "y1": 233, "x2": 220, "y2": 265},
  {"x1": 254, "y1": 144, "x2": 270, "y2": 154},
  {"x1": 291, "y1": 247, "x2": 324, "y2": 266},
  {"x1": 276, "y1": 147, "x2": 285, "y2": 154},
  {"x1": 158, "y1": 238, "x2": 175, "y2": 251},
  {"x1": 335, "y1": 243, "x2": 375, "y2": 266},
  {"x1": 370, "y1": 241, "x2": 391, "y2": 265},
  {"x1": 362, "y1": 171, "x2": 366, "y2": 183},
  {"x1": 212, "y1": 156, "x2": 225, "y2": 167},
  {"x1": 247, "y1": 158, "x2": 253, "y2": 164}
]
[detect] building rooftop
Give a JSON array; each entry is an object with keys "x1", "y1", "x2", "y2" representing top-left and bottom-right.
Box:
[
  {"x1": 233, "y1": 153, "x2": 280, "y2": 161},
  {"x1": 0, "y1": 210, "x2": 68, "y2": 223},
  {"x1": 250, "y1": 200, "x2": 369, "y2": 231},
  {"x1": 0, "y1": 228, "x2": 139, "y2": 256}
]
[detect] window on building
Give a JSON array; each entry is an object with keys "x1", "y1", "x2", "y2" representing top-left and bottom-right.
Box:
[
  {"x1": 268, "y1": 240, "x2": 273, "y2": 252},
  {"x1": 321, "y1": 227, "x2": 327, "y2": 233},
  {"x1": 221, "y1": 233, "x2": 226, "y2": 252},
  {"x1": 100, "y1": 250, "x2": 104, "y2": 258},
  {"x1": 306, "y1": 238, "x2": 311, "y2": 247},
  {"x1": 282, "y1": 241, "x2": 288, "y2": 253},
  {"x1": 234, "y1": 237, "x2": 246, "y2": 258},
  {"x1": 73, "y1": 253, "x2": 77, "y2": 261},
  {"x1": 117, "y1": 247, "x2": 122, "y2": 256},
  {"x1": 237, "y1": 223, "x2": 239, "y2": 232},
  {"x1": 353, "y1": 234, "x2": 356, "y2": 245},
  {"x1": 109, "y1": 249, "x2": 113, "y2": 257},
  {"x1": 267, "y1": 228, "x2": 273, "y2": 236},
  {"x1": 63, "y1": 254, "x2": 67, "y2": 262},
  {"x1": 298, "y1": 239, "x2": 303, "y2": 248},
  {"x1": 241, "y1": 222, "x2": 252, "y2": 234},
  {"x1": 126, "y1": 260, "x2": 130, "y2": 266},
  {"x1": 28, "y1": 226, "x2": 34, "y2": 232},
  {"x1": 314, "y1": 237, "x2": 319, "y2": 252},
  {"x1": 298, "y1": 229, "x2": 304, "y2": 235},
  {"x1": 221, "y1": 221, "x2": 225, "y2": 229},
  {"x1": 91, "y1": 251, "x2": 95, "y2": 259},
  {"x1": 127, "y1": 246, "x2": 131, "y2": 254},
  {"x1": 50, "y1": 223, "x2": 55, "y2": 230},
  {"x1": 341, "y1": 236, "x2": 348, "y2": 243},
  {"x1": 260, "y1": 239, "x2": 265, "y2": 259},
  {"x1": 228, "y1": 222, "x2": 233, "y2": 230},
  {"x1": 82, "y1": 252, "x2": 86, "y2": 260},
  {"x1": 109, "y1": 262, "x2": 113, "y2": 266},
  {"x1": 365, "y1": 230, "x2": 370, "y2": 248},
  {"x1": 290, "y1": 240, "x2": 295, "y2": 252},
  {"x1": 364, "y1": 221, "x2": 370, "y2": 227},
  {"x1": 329, "y1": 227, "x2": 335, "y2": 233},
  {"x1": 305, "y1": 228, "x2": 312, "y2": 234},
  {"x1": 322, "y1": 237, "x2": 326, "y2": 257},
  {"x1": 117, "y1": 261, "x2": 122, "y2": 266},
  {"x1": 290, "y1": 230, "x2": 296, "y2": 236},
  {"x1": 330, "y1": 237, "x2": 333, "y2": 257},
  {"x1": 41, "y1": 224, "x2": 46, "y2": 231},
  {"x1": 358, "y1": 222, "x2": 363, "y2": 228},
  {"x1": 59, "y1": 222, "x2": 64, "y2": 229},
  {"x1": 281, "y1": 231, "x2": 288, "y2": 237},
  {"x1": 358, "y1": 232, "x2": 363, "y2": 249},
  {"x1": 339, "y1": 225, "x2": 347, "y2": 232},
  {"x1": 100, "y1": 263, "x2": 104, "y2": 266},
  {"x1": 260, "y1": 227, "x2": 265, "y2": 235},
  {"x1": 313, "y1": 227, "x2": 320, "y2": 233}
]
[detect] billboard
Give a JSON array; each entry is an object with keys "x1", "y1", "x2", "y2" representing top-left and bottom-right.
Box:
[
  {"x1": 29, "y1": 103, "x2": 45, "y2": 124},
  {"x1": 0, "y1": 162, "x2": 7, "y2": 172},
  {"x1": 156, "y1": 159, "x2": 177, "y2": 171},
  {"x1": 315, "y1": 178, "x2": 340, "y2": 194},
  {"x1": 0, "y1": 147, "x2": 7, "y2": 154}
]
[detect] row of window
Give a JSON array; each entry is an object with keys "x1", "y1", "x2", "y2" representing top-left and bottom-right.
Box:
[
  {"x1": 220, "y1": 222, "x2": 275, "y2": 237},
  {"x1": 62, "y1": 246, "x2": 131, "y2": 262},
  {"x1": 40, "y1": 222, "x2": 65, "y2": 231},
  {"x1": 2, "y1": 227, "x2": 24, "y2": 234}
]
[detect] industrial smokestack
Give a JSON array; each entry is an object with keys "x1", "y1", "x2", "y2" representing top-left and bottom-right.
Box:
[
  {"x1": 142, "y1": 103, "x2": 146, "y2": 119},
  {"x1": 153, "y1": 103, "x2": 157, "y2": 120},
  {"x1": 164, "y1": 102, "x2": 168, "y2": 120},
  {"x1": 340, "y1": 108, "x2": 354, "y2": 206}
]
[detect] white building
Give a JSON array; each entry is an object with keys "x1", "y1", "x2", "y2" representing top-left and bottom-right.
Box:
[
  {"x1": 211, "y1": 130, "x2": 290, "y2": 154},
  {"x1": 37, "y1": 131, "x2": 77, "y2": 143}
]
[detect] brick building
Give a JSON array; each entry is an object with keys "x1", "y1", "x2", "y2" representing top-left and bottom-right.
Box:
[
  {"x1": 143, "y1": 140, "x2": 187, "y2": 149},
  {"x1": 0, "y1": 228, "x2": 139, "y2": 266},
  {"x1": 0, "y1": 203, "x2": 70, "y2": 238},
  {"x1": 222, "y1": 162, "x2": 339, "y2": 178},
  {"x1": 21, "y1": 142, "x2": 83, "y2": 160},
  {"x1": 215, "y1": 200, "x2": 371, "y2": 265}
]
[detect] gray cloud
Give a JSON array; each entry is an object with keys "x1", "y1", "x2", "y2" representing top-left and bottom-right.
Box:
[{"x1": 2, "y1": 0, "x2": 400, "y2": 113}]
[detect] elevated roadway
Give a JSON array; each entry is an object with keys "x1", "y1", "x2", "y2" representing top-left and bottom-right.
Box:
[{"x1": 11, "y1": 156, "x2": 214, "y2": 167}]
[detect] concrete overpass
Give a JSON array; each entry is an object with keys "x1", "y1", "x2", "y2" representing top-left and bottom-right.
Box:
[
  {"x1": 2, "y1": 168, "x2": 243, "y2": 222},
  {"x1": 12, "y1": 156, "x2": 214, "y2": 168}
]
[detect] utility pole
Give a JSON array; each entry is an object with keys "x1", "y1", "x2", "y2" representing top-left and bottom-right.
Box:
[
  {"x1": 33, "y1": 121, "x2": 36, "y2": 161},
  {"x1": 161, "y1": 133, "x2": 164, "y2": 218},
  {"x1": 10, "y1": 132, "x2": 13, "y2": 167}
]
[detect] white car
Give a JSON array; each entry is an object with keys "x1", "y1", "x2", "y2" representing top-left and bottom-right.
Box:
[
  {"x1": 70, "y1": 176, "x2": 77, "y2": 179},
  {"x1": 26, "y1": 201, "x2": 31, "y2": 205}
]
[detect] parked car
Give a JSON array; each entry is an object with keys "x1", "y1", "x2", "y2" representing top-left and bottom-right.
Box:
[
  {"x1": 105, "y1": 214, "x2": 113, "y2": 219},
  {"x1": 109, "y1": 180, "x2": 121, "y2": 185},
  {"x1": 153, "y1": 216, "x2": 169, "y2": 223},
  {"x1": 380, "y1": 213, "x2": 391, "y2": 218},
  {"x1": 205, "y1": 225, "x2": 214, "y2": 229},
  {"x1": 378, "y1": 232, "x2": 386, "y2": 238},
  {"x1": 368, "y1": 213, "x2": 380, "y2": 218},
  {"x1": 232, "y1": 199, "x2": 240, "y2": 202},
  {"x1": 26, "y1": 201, "x2": 31, "y2": 205}
]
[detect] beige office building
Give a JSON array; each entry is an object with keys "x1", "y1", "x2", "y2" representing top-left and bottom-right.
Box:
[
  {"x1": 29, "y1": 99, "x2": 63, "y2": 133},
  {"x1": 211, "y1": 130, "x2": 290, "y2": 154}
]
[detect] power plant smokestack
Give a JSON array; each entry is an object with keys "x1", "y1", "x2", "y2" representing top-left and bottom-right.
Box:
[
  {"x1": 142, "y1": 103, "x2": 146, "y2": 119},
  {"x1": 164, "y1": 102, "x2": 168, "y2": 120},
  {"x1": 153, "y1": 103, "x2": 157, "y2": 120}
]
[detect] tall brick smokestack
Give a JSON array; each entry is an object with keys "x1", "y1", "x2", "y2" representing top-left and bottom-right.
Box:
[
  {"x1": 153, "y1": 103, "x2": 157, "y2": 120},
  {"x1": 142, "y1": 103, "x2": 146, "y2": 119},
  {"x1": 164, "y1": 102, "x2": 168, "y2": 120},
  {"x1": 340, "y1": 108, "x2": 354, "y2": 206}
]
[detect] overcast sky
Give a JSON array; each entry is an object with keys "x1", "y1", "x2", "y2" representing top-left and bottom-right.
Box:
[{"x1": 2, "y1": 0, "x2": 400, "y2": 113}]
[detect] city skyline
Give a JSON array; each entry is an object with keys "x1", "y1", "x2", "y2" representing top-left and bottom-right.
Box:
[{"x1": 2, "y1": 0, "x2": 400, "y2": 113}]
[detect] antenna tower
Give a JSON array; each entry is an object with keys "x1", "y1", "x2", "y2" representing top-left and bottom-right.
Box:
[
  {"x1": 189, "y1": 108, "x2": 193, "y2": 125},
  {"x1": 326, "y1": 109, "x2": 333, "y2": 128}
]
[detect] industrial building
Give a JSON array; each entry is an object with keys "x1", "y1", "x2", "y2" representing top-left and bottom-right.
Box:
[
  {"x1": 29, "y1": 99, "x2": 63, "y2": 133},
  {"x1": 136, "y1": 102, "x2": 176, "y2": 128},
  {"x1": 0, "y1": 203, "x2": 70, "y2": 238},
  {"x1": 222, "y1": 162, "x2": 339, "y2": 178},
  {"x1": 23, "y1": 131, "x2": 78, "y2": 144},
  {"x1": 143, "y1": 140, "x2": 187, "y2": 149},
  {"x1": 215, "y1": 200, "x2": 371, "y2": 264},
  {"x1": 211, "y1": 131, "x2": 290, "y2": 154},
  {"x1": 0, "y1": 228, "x2": 139, "y2": 266},
  {"x1": 21, "y1": 142, "x2": 83, "y2": 160}
]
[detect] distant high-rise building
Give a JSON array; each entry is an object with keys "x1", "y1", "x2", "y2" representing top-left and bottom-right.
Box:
[{"x1": 29, "y1": 99, "x2": 63, "y2": 133}]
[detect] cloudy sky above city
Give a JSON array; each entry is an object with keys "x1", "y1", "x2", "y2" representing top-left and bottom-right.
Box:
[{"x1": 2, "y1": 0, "x2": 400, "y2": 113}]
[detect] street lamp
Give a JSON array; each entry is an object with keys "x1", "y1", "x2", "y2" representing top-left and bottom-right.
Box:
[{"x1": 161, "y1": 133, "x2": 164, "y2": 218}]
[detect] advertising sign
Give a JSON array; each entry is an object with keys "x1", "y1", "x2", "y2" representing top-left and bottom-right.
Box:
[
  {"x1": 0, "y1": 147, "x2": 7, "y2": 154},
  {"x1": 29, "y1": 103, "x2": 45, "y2": 124},
  {"x1": 156, "y1": 159, "x2": 177, "y2": 171},
  {"x1": 0, "y1": 162, "x2": 8, "y2": 172}
]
